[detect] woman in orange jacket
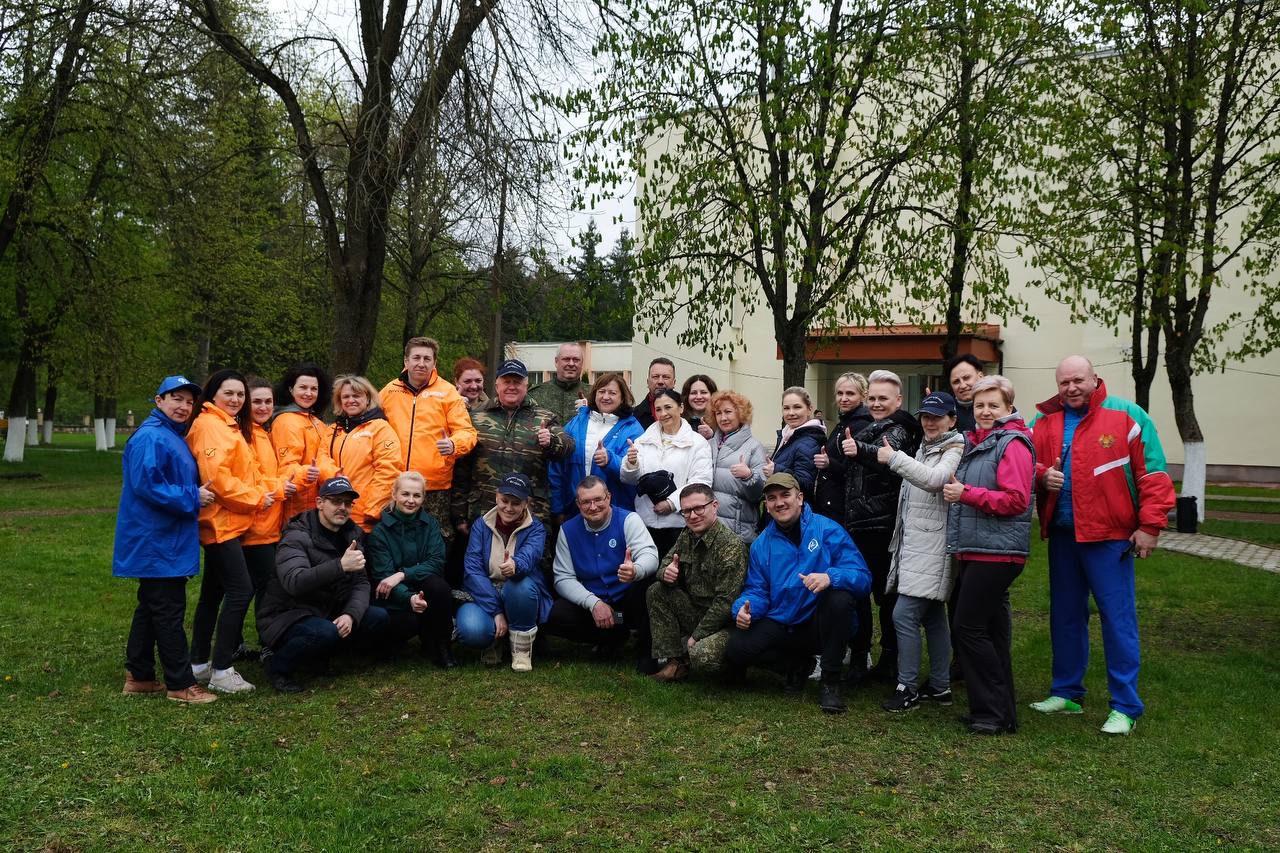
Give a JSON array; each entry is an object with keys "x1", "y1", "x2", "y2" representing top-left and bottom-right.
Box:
[
  {"x1": 237, "y1": 376, "x2": 297, "y2": 660},
  {"x1": 271, "y1": 363, "x2": 333, "y2": 523},
  {"x1": 186, "y1": 369, "x2": 270, "y2": 694},
  {"x1": 320, "y1": 375, "x2": 402, "y2": 532}
]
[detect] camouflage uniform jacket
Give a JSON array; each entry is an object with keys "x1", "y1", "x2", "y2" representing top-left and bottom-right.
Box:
[
  {"x1": 453, "y1": 398, "x2": 574, "y2": 525},
  {"x1": 528, "y1": 377, "x2": 590, "y2": 428},
  {"x1": 660, "y1": 520, "x2": 747, "y2": 641}
]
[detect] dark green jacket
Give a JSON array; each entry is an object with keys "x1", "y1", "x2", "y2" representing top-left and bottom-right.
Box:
[
  {"x1": 528, "y1": 377, "x2": 590, "y2": 427},
  {"x1": 661, "y1": 520, "x2": 747, "y2": 641},
  {"x1": 366, "y1": 507, "x2": 446, "y2": 609}
]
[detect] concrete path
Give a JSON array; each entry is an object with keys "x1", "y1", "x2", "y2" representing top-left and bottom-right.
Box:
[{"x1": 1161, "y1": 531, "x2": 1280, "y2": 574}]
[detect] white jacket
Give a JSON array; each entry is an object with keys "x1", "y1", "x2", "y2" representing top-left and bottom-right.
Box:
[
  {"x1": 620, "y1": 420, "x2": 714, "y2": 529},
  {"x1": 885, "y1": 431, "x2": 964, "y2": 600}
]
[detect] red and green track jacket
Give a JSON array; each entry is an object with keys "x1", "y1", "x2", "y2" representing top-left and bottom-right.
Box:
[{"x1": 1031, "y1": 379, "x2": 1176, "y2": 542}]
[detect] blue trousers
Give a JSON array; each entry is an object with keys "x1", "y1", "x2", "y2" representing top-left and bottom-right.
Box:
[
  {"x1": 270, "y1": 606, "x2": 391, "y2": 677},
  {"x1": 1048, "y1": 530, "x2": 1143, "y2": 718},
  {"x1": 456, "y1": 576, "x2": 543, "y2": 647}
]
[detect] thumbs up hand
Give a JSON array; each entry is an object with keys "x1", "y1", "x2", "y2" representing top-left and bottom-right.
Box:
[
  {"x1": 340, "y1": 539, "x2": 366, "y2": 573},
  {"x1": 735, "y1": 599, "x2": 752, "y2": 630},
  {"x1": 625, "y1": 438, "x2": 639, "y2": 467},
  {"x1": 283, "y1": 475, "x2": 298, "y2": 498},
  {"x1": 1044, "y1": 456, "x2": 1065, "y2": 492},
  {"x1": 198, "y1": 480, "x2": 216, "y2": 507},
  {"x1": 499, "y1": 550, "x2": 516, "y2": 578},
  {"x1": 593, "y1": 443, "x2": 608, "y2": 467},
  {"x1": 618, "y1": 547, "x2": 637, "y2": 583},
  {"x1": 813, "y1": 446, "x2": 830, "y2": 470},
  {"x1": 942, "y1": 474, "x2": 965, "y2": 503},
  {"x1": 536, "y1": 418, "x2": 552, "y2": 448},
  {"x1": 304, "y1": 464, "x2": 319, "y2": 484},
  {"x1": 841, "y1": 427, "x2": 858, "y2": 457},
  {"x1": 876, "y1": 437, "x2": 895, "y2": 465},
  {"x1": 730, "y1": 453, "x2": 752, "y2": 480},
  {"x1": 575, "y1": 396, "x2": 589, "y2": 410},
  {"x1": 762, "y1": 456, "x2": 775, "y2": 478},
  {"x1": 662, "y1": 552, "x2": 680, "y2": 584},
  {"x1": 436, "y1": 429, "x2": 455, "y2": 456},
  {"x1": 261, "y1": 491, "x2": 275, "y2": 510}
]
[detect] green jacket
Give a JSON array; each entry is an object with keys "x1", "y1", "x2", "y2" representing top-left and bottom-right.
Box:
[
  {"x1": 528, "y1": 377, "x2": 589, "y2": 427},
  {"x1": 366, "y1": 507, "x2": 446, "y2": 610},
  {"x1": 661, "y1": 520, "x2": 747, "y2": 641},
  {"x1": 452, "y1": 398, "x2": 574, "y2": 525}
]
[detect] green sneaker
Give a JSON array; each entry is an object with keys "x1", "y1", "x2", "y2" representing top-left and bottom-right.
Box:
[
  {"x1": 1100, "y1": 710, "x2": 1136, "y2": 736},
  {"x1": 1029, "y1": 695, "x2": 1084, "y2": 714}
]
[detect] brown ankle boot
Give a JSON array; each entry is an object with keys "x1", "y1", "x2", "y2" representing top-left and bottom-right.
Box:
[{"x1": 122, "y1": 671, "x2": 165, "y2": 695}]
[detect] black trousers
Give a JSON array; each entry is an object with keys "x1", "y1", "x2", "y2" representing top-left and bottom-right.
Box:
[
  {"x1": 850, "y1": 530, "x2": 897, "y2": 663},
  {"x1": 383, "y1": 574, "x2": 455, "y2": 649},
  {"x1": 544, "y1": 577, "x2": 655, "y2": 658},
  {"x1": 191, "y1": 538, "x2": 254, "y2": 670},
  {"x1": 648, "y1": 526, "x2": 682, "y2": 558},
  {"x1": 952, "y1": 559, "x2": 1023, "y2": 729},
  {"x1": 241, "y1": 543, "x2": 277, "y2": 647},
  {"x1": 125, "y1": 577, "x2": 195, "y2": 690},
  {"x1": 725, "y1": 589, "x2": 855, "y2": 678}
]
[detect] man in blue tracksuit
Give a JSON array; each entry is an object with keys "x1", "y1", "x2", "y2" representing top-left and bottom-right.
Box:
[{"x1": 726, "y1": 473, "x2": 871, "y2": 713}]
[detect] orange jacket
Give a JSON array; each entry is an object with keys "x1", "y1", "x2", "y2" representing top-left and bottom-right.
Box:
[
  {"x1": 318, "y1": 414, "x2": 402, "y2": 531},
  {"x1": 186, "y1": 403, "x2": 267, "y2": 545},
  {"x1": 270, "y1": 408, "x2": 335, "y2": 521},
  {"x1": 244, "y1": 422, "x2": 288, "y2": 545},
  {"x1": 379, "y1": 371, "x2": 477, "y2": 490}
]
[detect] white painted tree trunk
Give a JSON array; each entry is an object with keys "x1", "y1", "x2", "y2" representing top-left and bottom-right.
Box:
[
  {"x1": 4, "y1": 418, "x2": 27, "y2": 462},
  {"x1": 1181, "y1": 440, "x2": 1206, "y2": 523},
  {"x1": 94, "y1": 418, "x2": 109, "y2": 451},
  {"x1": 41, "y1": 420, "x2": 52, "y2": 444},
  {"x1": 105, "y1": 417, "x2": 117, "y2": 449},
  {"x1": 25, "y1": 418, "x2": 38, "y2": 445}
]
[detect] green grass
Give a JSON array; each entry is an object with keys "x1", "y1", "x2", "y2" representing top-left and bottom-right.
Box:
[
  {"x1": 1174, "y1": 482, "x2": 1280, "y2": 499},
  {"x1": 1202, "y1": 497, "x2": 1280, "y2": 515},
  {"x1": 3, "y1": 446, "x2": 1280, "y2": 850},
  {"x1": 1200, "y1": 518, "x2": 1280, "y2": 547}
]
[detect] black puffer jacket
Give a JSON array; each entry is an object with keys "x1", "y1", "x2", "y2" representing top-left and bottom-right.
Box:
[
  {"x1": 813, "y1": 405, "x2": 873, "y2": 522},
  {"x1": 843, "y1": 410, "x2": 923, "y2": 534},
  {"x1": 256, "y1": 510, "x2": 371, "y2": 648}
]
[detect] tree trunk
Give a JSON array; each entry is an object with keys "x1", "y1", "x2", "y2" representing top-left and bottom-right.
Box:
[
  {"x1": 777, "y1": 313, "x2": 809, "y2": 390},
  {"x1": 1129, "y1": 272, "x2": 1160, "y2": 412},
  {"x1": 487, "y1": 170, "x2": 509, "y2": 393},
  {"x1": 3, "y1": 419, "x2": 26, "y2": 463},
  {"x1": 106, "y1": 397, "x2": 118, "y2": 449},
  {"x1": 942, "y1": 0, "x2": 977, "y2": 363},
  {"x1": 42, "y1": 374, "x2": 57, "y2": 445}
]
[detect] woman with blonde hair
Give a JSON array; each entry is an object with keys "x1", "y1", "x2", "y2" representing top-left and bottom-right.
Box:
[
  {"x1": 813, "y1": 372, "x2": 872, "y2": 523},
  {"x1": 318, "y1": 375, "x2": 402, "y2": 532},
  {"x1": 707, "y1": 389, "x2": 767, "y2": 543}
]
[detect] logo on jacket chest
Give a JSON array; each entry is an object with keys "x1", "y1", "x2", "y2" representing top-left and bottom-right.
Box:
[
  {"x1": 807, "y1": 538, "x2": 819, "y2": 552},
  {"x1": 1098, "y1": 434, "x2": 1116, "y2": 449}
]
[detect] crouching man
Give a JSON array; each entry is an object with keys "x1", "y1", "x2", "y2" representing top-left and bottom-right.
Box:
[
  {"x1": 725, "y1": 473, "x2": 871, "y2": 713},
  {"x1": 647, "y1": 484, "x2": 746, "y2": 681},
  {"x1": 256, "y1": 476, "x2": 390, "y2": 692}
]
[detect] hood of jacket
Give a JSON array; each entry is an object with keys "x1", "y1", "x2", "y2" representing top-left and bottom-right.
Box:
[
  {"x1": 968, "y1": 412, "x2": 1033, "y2": 446},
  {"x1": 334, "y1": 405, "x2": 389, "y2": 433}
]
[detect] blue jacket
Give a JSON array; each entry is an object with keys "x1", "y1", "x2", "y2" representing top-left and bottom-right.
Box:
[
  {"x1": 548, "y1": 409, "x2": 644, "y2": 515},
  {"x1": 732, "y1": 504, "x2": 870, "y2": 627},
  {"x1": 770, "y1": 423, "x2": 828, "y2": 498},
  {"x1": 112, "y1": 408, "x2": 202, "y2": 579},
  {"x1": 462, "y1": 511, "x2": 553, "y2": 624}
]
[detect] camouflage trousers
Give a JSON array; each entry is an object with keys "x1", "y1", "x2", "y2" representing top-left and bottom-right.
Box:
[
  {"x1": 423, "y1": 490, "x2": 455, "y2": 542},
  {"x1": 646, "y1": 583, "x2": 730, "y2": 673}
]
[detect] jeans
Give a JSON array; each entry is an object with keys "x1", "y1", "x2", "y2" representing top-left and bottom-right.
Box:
[
  {"x1": 191, "y1": 539, "x2": 254, "y2": 670},
  {"x1": 269, "y1": 606, "x2": 391, "y2": 677},
  {"x1": 125, "y1": 577, "x2": 195, "y2": 691},
  {"x1": 952, "y1": 559, "x2": 1023, "y2": 730},
  {"x1": 724, "y1": 589, "x2": 855, "y2": 679},
  {"x1": 456, "y1": 575, "x2": 543, "y2": 647},
  {"x1": 893, "y1": 594, "x2": 951, "y2": 691},
  {"x1": 1048, "y1": 531, "x2": 1143, "y2": 717}
]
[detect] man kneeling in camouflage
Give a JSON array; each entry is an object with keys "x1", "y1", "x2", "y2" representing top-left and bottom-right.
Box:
[{"x1": 647, "y1": 484, "x2": 747, "y2": 681}]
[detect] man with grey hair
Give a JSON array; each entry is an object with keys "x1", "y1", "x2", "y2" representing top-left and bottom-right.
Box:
[
  {"x1": 1028, "y1": 355, "x2": 1174, "y2": 736},
  {"x1": 839, "y1": 369, "x2": 922, "y2": 685},
  {"x1": 529, "y1": 342, "x2": 590, "y2": 426}
]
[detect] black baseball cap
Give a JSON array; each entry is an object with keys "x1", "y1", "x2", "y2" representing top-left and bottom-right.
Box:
[
  {"x1": 496, "y1": 472, "x2": 532, "y2": 501},
  {"x1": 318, "y1": 476, "x2": 360, "y2": 500},
  {"x1": 496, "y1": 359, "x2": 528, "y2": 379},
  {"x1": 916, "y1": 392, "x2": 957, "y2": 417}
]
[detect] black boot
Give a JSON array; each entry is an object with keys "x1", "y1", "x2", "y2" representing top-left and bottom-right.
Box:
[
  {"x1": 431, "y1": 642, "x2": 459, "y2": 670},
  {"x1": 784, "y1": 667, "x2": 808, "y2": 694},
  {"x1": 819, "y1": 679, "x2": 846, "y2": 714}
]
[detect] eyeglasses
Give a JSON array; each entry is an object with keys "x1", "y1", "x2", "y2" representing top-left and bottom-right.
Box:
[
  {"x1": 577, "y1": 496, "x2": 608, "y2": 508},
  {"x1": 679, "y1": 501, "x2": 715, "y2": 518},
  {"x1": 322, "y1": 497, "x2": 355, "y2": 508}
]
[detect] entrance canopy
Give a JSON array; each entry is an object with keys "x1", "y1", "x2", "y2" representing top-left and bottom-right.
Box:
[{"x1": 794, "y1": 323, "x2": 1003, "y2": 366}]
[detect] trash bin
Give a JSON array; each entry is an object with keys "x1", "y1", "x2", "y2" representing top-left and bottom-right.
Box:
[{"x1": 1176, "y1": 496, "x2": 1198, "y2": 533}]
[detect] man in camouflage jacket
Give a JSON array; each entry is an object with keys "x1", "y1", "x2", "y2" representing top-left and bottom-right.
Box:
[
  {"x1": 452, "y1": 359, "x2": 574, "y2": 531},
  {"x1": 648, "y1": 483, "x2": 747, "y2": 680},
  {"x1": 528, "y1": 342, "x2": 590, "y2": 427}
]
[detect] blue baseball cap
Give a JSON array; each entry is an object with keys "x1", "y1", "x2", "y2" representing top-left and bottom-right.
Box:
[
  {"x1": 318, "y1": 476, "x2": 360, "y2": 499},
  {"x1": 496, "y1": 472, "x2": 532, "y2": 501},
  {"x1": 496, "y1": 359, "x2": 528, "y2": 379},
  {"x1": 155, "y1": 375, "x2": 202, "y2": 398},
  {"x1": 916, "y1": 392, "x2": 957, "y2": 417}
]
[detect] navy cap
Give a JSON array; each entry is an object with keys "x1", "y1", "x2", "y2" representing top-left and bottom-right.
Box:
[
  {"x1": 318, "y1": 476, "x2": 360, "y2": 500},
  {"x1": 496, "y1": 359, "x2": 528, "y2": 379},
  {"x1": 916, "y1": 392, "x2": 957, "y2": 417},
  {"x1": 496, "y1": 472, "x2": 532, "y2": 501},
  {"x1": 155, "y1": 375, "x2": 202, "y2": 398}
]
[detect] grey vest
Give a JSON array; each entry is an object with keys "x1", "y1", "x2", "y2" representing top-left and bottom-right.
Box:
[{"x1": 946, "y1": 429, "x2": 1034, "y2": 558}]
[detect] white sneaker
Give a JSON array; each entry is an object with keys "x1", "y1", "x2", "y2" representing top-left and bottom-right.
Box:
[
  {"x1": 808, "y1": 654, "x2": 823, "y2": 681},
  {"x1": 1100, "y1": 710, "x2": 1136, "y2": 736},
  {"x1": 192, "y1": 662, "x2": 212, "y2": 685},
  {"x1": 208, "y1": 667, "x2": 255, "y2": 694}
]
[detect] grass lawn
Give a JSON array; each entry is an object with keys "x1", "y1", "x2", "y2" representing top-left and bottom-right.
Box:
[
  {"x1": 3, "y1": 448, "x2": 1280, "y2": 850},
  {"x1": 1199, "y1": 518, "x2": 1280, "y2": 547}
]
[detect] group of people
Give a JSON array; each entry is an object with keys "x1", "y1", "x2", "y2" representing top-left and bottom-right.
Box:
[{"x1": 113, "y1": 342, "x2": 1175, "y2": 737}]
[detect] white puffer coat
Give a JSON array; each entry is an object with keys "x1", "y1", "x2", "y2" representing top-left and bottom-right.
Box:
[
  {"x1": 620, "y1": 419, "x2": 714, "y2": 529},
  {"x1": 885, "y1": 431, "x2": 965, "y2": 600}
]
